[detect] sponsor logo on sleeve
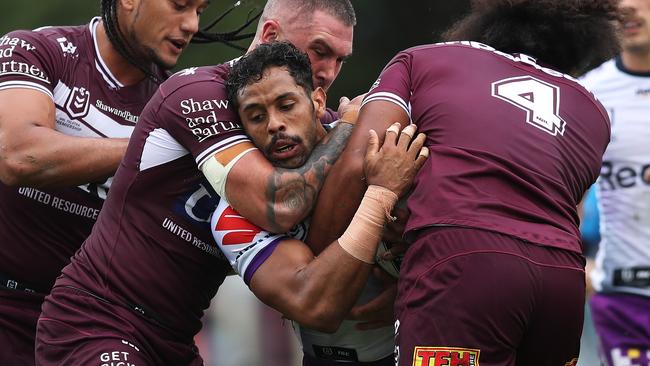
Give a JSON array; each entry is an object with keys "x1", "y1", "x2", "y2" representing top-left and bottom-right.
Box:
[
  {"x1": 65, "y1": 86, "x2": 90, "y2": 118},
  {"x1": 412, "y1": 347, "x2": 480, "y2": 366},
  {"x1": 0, "y1": 35, "x2": 36, "y2": 54},
  {"x1": 56, "y1": 37, "x2": 77, "y2": 55},
  {"x1": 214, "y1": 206, "x2": 263, "y2": 246},
  {"x1": 179, "y1": 97, "x2": 242, "y2": 142}
]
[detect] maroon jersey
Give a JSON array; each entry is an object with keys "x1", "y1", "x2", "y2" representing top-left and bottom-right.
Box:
[
  {"x1": 58, "y1": 63, "x2": 246, "y2": 339},
  {"x1": 363, "y1": 42, "x2": 610, "y2": 253},
  {"x1": 0, "y1": 18, "x2": 163, "y2": 290}
]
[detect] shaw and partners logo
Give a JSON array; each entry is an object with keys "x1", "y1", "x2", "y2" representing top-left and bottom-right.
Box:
[{"x1": 412, "y1": 347, "x2": 480, "y2": 366}]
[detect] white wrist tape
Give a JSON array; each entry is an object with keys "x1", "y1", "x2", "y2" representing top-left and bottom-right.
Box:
[{"x1": 337, "y1": 185, "x2": 399, "y2": 263}]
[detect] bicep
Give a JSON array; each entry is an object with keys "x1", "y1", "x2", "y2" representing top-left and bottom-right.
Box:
[
  {"x1": 223, "y1": 148, "x2": 282, "y2": 230},
  {"x1": 0, "y1": 88, "x2": 55, "y2": 131}
]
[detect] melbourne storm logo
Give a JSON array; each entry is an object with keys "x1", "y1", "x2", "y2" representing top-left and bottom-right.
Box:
[{"x1": 65, "y1": 86, "x2": 90, "y2": 119}]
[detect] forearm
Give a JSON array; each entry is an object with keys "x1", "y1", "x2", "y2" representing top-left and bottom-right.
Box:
[
  {"x1": 227, "y1": 123, "x2": 354, "y2": 233},
  {"x1": 0, "y1": 125, "x2": 127, "y2": 187},
  {"x1": 278, "y1": 245, "x2": 372, "y2": 332},
  {"x1": 266, "y1": 122, "x2": 354, "y2": 230},
  {"x1": 306, "y1": 101, "x2": 409, "y2": 254}
]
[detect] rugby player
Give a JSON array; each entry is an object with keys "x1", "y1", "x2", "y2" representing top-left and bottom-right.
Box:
[
  {"x1": 0, "y1": 0, "x2": 220, "y2": 364},
  {"x1": 581, "y1": 0, "x2": 650, "y2": 365},
  {"x1": 212, "y1": 41, "x2": 424, "y2": 366},
  {"x1": 34, "y1": 1, "x2": 363, "y2": 365},
  {"x1": 306, "y1": 1, "x2": 621, "y2": 365}
]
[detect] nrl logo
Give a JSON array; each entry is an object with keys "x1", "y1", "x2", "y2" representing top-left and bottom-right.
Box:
[{"x1": 65, "y1": 86, "x2": 90, "y2": 119}]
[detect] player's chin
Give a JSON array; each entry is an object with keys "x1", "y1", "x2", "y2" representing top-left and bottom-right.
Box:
[{"x1": 153, "y1": 51, "x2": 181, "y2": 70}]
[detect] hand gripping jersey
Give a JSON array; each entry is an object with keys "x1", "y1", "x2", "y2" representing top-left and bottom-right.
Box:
[
  {"x1": 212, "y1": 200, "x2": 394, "y2": 363},
  {"x1": 57, "y1": 62, "x2": 250, "y2": 339},
  {"x1": 0, "y1": 18, "x2": 164, "y2": 291},
  {"x1": 581, "y1": 58, "x2": 650, "y2": 297},
  {"x1": 364, "y1": 41, "x2": 611, "y2": 253}
]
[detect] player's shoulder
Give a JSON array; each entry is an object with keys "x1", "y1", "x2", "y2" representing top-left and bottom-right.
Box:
[
  {"x1": 159, "y1": 61, "x2": 234, "y2": 101},
  {"x1": 2, "y1": 20, "x2": 90, "y2": 57},
  {"x1": 579, "y1": 58, "x2": 623, "y2": 90}
]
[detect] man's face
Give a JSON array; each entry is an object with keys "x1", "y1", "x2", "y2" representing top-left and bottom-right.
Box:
[
  {"x1": 619, "y1": 0, "x2": 650, "y2": 54},
  {"x1": 121, "y1": 0, "x2": 209, "y2": 69},
  {"x1": 237, "y1": 66, "x2": 326, "y2": 169},
  {"x1": 281, "y1": 10, "x2": 353, "y2": 91}
]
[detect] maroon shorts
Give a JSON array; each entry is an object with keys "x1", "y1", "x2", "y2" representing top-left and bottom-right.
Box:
[
  {"x1": 395, "y1": 227, "x2": 585, "y2": 366},
  {"x1": 35, "y1": 286, "x2": 203, "y2": 366},
  {"x1": 0, "y1": 288, "x2": 44, "y2": 366}
]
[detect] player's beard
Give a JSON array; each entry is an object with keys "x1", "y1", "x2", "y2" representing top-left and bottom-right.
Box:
[{"x1": 125, "y1": 30, "x2": 175, "y2": 71}]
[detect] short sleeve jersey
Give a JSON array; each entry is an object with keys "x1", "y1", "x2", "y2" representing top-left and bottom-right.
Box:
[
  {"x1": 364, "y1": 42, "x2": 610, "y2": 253},
  {"x1": 59, "y1": 62, "x2": 248, "y2": 338},
  {"x1": 0, "y1": 18, "x2": 163, "y2": 290},
  {"x1": 581, "y1": 58, "x2": 650, "y2": 296}
]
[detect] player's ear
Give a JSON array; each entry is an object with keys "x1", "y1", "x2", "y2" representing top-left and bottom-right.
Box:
[
  {"x1": 260, "y1": 20, "x2": 280, "y2": 43},
  {"x1": 119, "y1": 0, "x2": 136, "y2": 12},
  {"x1": 312, "y1": 87, "x2": 326, "y2": 119}
]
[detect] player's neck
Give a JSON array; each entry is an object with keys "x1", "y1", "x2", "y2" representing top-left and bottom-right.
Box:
[
  {"x1": 620, "y1": 50, "x2": 650, "y2": 74},
  {"x1": 96, "y1": 21, "x2": 147, "y2": 86}
]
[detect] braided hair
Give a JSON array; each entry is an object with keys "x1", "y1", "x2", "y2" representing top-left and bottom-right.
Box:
[{"x1": 100, "y1": 0, "x2": 260, "y2": 84}]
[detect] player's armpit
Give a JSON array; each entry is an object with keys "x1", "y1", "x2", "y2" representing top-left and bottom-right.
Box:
[
  {"x1": 0, "y1": 88, "x2": 128, "y2": 188},
  {"x1": 223, "y1": 123, "x2": 354, "y2": 233},
  {"x1": 306, "y1": 100, "x2": 410, "y2": 255}
]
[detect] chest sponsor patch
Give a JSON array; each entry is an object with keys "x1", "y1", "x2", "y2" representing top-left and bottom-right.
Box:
[{"x1": 412, "y1": 347, "x2": 480, "y2": 366}]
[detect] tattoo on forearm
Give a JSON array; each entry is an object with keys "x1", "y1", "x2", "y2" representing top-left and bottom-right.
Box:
[{"x1": 266, "y1": 123, "x2": 353, "y2": 229}]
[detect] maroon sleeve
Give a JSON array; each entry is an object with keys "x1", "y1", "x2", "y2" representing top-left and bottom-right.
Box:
[
  {"x1": 0, "y1": 30, "x2": 62, "y2": 98},
  {"x1": 362, "y1": 50, "x2": 413, "y2": 117},
  {"x1": 154, "y1": 77, "x2": 252, "y2": 168}
]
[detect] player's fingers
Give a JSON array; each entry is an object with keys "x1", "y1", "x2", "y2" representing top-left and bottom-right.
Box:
[
  {"x1": 414, "y1": 146, "x2": 430, "y2": 171},
  {"x1": 407, "y1": 133, "x2": 427, "y2": 160},
  {"x1": 384, "y1": 122, "x2": 401, "y2": 146},
  {"x1": 365, "y1": 129, "x2": 380, "y2": 160},
  {"x1": 397, "y1": 124, "x2": 417, "y2": 150},
  {"x1": 339, "y1": 96, "x2": 350, "y2": 105}
]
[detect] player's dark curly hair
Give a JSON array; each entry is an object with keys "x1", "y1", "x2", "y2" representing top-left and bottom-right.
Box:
[
  {"x1": 100, "y1": 0, "x2": 260, "y2": 84},
  {"x1": 226, "y1": 41, "x2": 313, "y2": 110},
  {"x1": 442, "y1": 0, "x2": 621, "y2": 76}
]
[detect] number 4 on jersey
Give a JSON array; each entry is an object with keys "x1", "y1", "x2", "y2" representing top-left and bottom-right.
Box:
[{"x1": 492, "y1": 76, "x2": 566, "y2": 136}]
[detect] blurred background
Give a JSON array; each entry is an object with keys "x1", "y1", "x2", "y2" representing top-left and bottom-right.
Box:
[{"x1": 1, "y1": 1, "x2": 602, "y2": 365}]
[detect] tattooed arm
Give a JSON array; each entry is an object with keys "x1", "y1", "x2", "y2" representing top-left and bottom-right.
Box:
[{"x1": 225, "y1": 123, "x2": 353, "y2": 233}]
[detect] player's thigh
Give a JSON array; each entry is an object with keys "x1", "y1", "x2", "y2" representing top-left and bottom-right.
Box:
[
  {"x1": 36, "y1": 316, "x2": 151, "y2": 366},
  {"x1": 590, "y1": 293, "x2": 650, "y2": 366},
  {"x1": 515, "y1": 251, "x2": 585, "y2": 366},
  {"x1": 396, "y1": 231, "x2": 539, "y2": 366}
]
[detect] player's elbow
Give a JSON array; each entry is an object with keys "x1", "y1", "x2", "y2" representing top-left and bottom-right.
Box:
[
  {"x1": 295, "y1": 305, "x2": 343, "y2": 333},
  {"x1": 0, "y1": 156, "x2": 38, "y2": 187},
  {"x1": 269, "y1": 208, "x2": 307, "y2": 233}
]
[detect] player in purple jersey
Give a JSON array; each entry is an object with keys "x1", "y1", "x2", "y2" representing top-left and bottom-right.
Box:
[
  {"x1": 212, "y1": 41, "x2": 424, "y2": 365},
  {"x1": 0, "y1": 1, "x2": 218, "y2": 364},
  {"x1": 33, "y1": 1, "x2": 363, "y2": 365},
  {"x1": 306, "y1": 1, "x2": 621, "y2": 365}
]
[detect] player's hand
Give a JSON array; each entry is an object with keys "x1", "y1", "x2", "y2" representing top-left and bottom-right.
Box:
[
  {"x1": 337, "y1": 94, "x2": 365, "y2": 125},
  {"x1": 364, "y1": 123, "x2": 428, "y2": 197},
  {"x1": 348, "y1": 267, "x2": 396, "y2": 330}
]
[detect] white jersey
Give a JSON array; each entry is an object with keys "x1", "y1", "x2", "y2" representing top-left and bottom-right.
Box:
[
  {"x1": 211, "y1": 199, "x2": 394, "y2": 362},
  {"x1": 580, "y1": 58, "x2": 650, "y2": 297}
]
